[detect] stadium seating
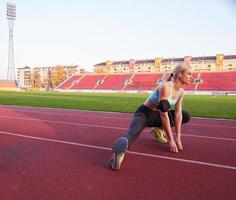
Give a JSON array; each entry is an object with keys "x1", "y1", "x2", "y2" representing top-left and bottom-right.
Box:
[
  {"x1": 70, "y1": 74, "x2": 106, "y2": 89},
  {"x1": 197, "y1": 72, "x2": 236, "y2": 91},
  {"x1": 56, "y1": 71, "x2": 236, "y2": 92},
  {"x1": 125, "y1": 73, "x2": 162, "y2": 90},
  {"x1": 96, "y1": 74, "x2": 132, "y2": 90},
  {"x1": 57, "y1": 75, "x2": 83, "y2": 89}
]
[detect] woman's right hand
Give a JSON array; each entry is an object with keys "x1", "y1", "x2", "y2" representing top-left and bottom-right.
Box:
[
  {"x1": 169, "y1": 139, "x2": 179, "y2": 153},
  {"x1": 175, "y1": 137, "x2": 184, "y2": 151}
]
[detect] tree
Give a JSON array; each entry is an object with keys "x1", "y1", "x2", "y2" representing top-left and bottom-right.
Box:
[
  {"x1": 46, "y1": 68, "x2": 54, "y2": 91},
  {"x1": 32, "y1": 70, "x2": 41, "y2": 88},
  {"x1": 53, "y1": 65, "x2": 67, "y2": 86}
]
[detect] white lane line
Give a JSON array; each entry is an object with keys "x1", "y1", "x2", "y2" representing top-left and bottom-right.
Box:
[
  {"x1": 0, "y1": 130, "x2": 235, "y2": 171},
  {"x1": 1, "y1": 104, "x2": 236, "y2": 122},
  {"x1": 0, "y1": 115, "x2": 124, "y2": 130},
  {"x1": 182, "y1": 134, "x2": 236, "y2": 142},
  {"x1": 0, "y1": 105, "x2": 125, "y2": 115},
  {"x1": 0, "y1": 106, "x2": 236, "y2": 129},
  {"x1": 188, "y1": 123, "x2": 236, "y2": 129},
  {"x1": 0, "y1": 115, "x2": 236, "y2": 142},
  {"x1": 2, "y1": 110, "x2": 236, "y2": 129},
  {"x1": 128, "y1": 151, "x2": 236, "y2": 171},
  {"x1": 0, "y1": 108, "x2": 130, "y2": 119}
]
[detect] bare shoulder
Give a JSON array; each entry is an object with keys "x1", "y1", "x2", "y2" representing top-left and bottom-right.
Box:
[
  {"x1": 160, "y1": 81, "x2": 171, "y2": 90},
  {"x1": 159, "y1": 81, "x2": 171, "y2": 98}
]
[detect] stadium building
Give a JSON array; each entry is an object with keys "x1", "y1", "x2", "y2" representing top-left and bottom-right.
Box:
[
  {"x1": 55, "y1": 54, "x2": 236, "y2": 94},
  {"x1": 94, "y1": 54, "x2": 236, "y2": 74}
]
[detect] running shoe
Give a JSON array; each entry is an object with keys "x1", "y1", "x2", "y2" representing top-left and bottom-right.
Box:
[
  {"x1": 151, "y1": 127, "x2": 168, "y2": 144},
  {"x1": 109, "y1": 137, "x2": 128, "y2": 170}
]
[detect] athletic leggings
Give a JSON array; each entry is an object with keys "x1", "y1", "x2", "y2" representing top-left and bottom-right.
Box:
[{"x1": 123, "y1": 104, "x2": 191, "y2": 148}]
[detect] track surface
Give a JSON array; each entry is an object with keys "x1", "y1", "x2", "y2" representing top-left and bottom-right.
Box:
[{"x1": 0, "y1": 105, "x2": 235, "y2": 200}]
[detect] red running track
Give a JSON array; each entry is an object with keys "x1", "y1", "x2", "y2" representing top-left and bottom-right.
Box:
[{"x1": 0, "y1": 105, "x2": 235, "y2": 200}]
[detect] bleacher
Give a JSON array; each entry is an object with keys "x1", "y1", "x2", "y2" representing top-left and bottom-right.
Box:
[
  {"x1": 56, "y1": 71, "x2": 236, "y2": 92},
  {"x1": 125, "y1": 73, "x2": 162, "y2": 90},
  {"x1": 70, "y1": 74, "x2": 106, "y2": 89},
  {"x1": 57, "y1": 75, "x2": 83, "y2": 89},
  {"x1": 197, "y1": 71, "x2": 236, "y2": 91},
  {"x1": 96, "y1": 74, "x2": 132, "y2": 90}
]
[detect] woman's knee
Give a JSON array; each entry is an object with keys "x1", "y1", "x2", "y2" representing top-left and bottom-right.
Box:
[
  {"x1": 126, "y1": 124, "x2": 144, "y2": 143},
  {"x1": 182, "y1": 110, "x2": 191, "y2": 124}
]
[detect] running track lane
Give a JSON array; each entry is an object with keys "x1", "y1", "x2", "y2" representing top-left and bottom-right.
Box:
[{"x1": 0, "y1": 105, "x2": 235, "y2": 200}]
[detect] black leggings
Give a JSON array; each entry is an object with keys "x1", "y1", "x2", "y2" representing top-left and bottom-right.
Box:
[{"x1": 123, "y1": 104, "x2": 191, "y2": 148}]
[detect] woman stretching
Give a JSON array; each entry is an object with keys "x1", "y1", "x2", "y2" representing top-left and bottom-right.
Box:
[{"x1": 109, "y1": 63, "x2": 193, "y2": 170}]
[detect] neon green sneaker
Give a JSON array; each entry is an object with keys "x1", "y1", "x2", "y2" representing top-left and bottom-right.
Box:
[{"x1": 151, "y1": 128, "x2": 168, "y2": 144}]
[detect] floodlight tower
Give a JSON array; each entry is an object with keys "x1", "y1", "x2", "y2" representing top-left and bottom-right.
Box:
[{"x1": 6, "y1": 3, "x2": 16, "y2": 81}]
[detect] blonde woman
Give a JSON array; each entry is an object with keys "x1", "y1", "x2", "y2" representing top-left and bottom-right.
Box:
[{"x1": 109, "y1": 63, "x2": 193, "y2": 170}]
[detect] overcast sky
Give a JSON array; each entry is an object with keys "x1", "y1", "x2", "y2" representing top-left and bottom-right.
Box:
[{"x1": 0, "y1": 0, "x2": 236, "y2": 78}]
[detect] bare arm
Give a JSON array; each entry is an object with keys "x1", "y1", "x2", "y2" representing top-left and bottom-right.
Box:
[
  {"x1": 159, "y1": 83, "x2": 178, "y2": 153},
  {"x1": 174, "y1": 89, "x2": 184, "y2": 150},
  {"x1": 174, "y1": 89, "x2": 184, "y2": 137}
]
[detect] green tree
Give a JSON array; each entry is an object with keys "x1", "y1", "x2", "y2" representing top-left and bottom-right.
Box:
[
  {"x1": 46, "y1": 69, "x2": 54, "y2": 91},
  {"x1": 53, "y1": 66, "x2": 67, "y2": 86},
  {"x1": 32, "y1": 70, "x2": 41, "y2": 88}
]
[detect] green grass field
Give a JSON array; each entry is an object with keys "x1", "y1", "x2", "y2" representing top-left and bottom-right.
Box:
[{"x1": 0, "y1": 91, "x2": 235, "y2": 120}]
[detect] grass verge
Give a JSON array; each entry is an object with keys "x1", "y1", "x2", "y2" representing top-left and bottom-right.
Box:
[{"x1": 0, "y1": 91, "x2": 235, "y2": 120}]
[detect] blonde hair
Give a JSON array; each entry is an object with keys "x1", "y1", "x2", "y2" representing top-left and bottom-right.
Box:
[{"x1": 172, "y1": 63, "x2": 191, "y2": 80}]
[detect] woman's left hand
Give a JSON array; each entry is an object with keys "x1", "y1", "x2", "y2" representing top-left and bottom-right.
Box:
[{"x1": 175, "y1": 137, "x2": 184, "y2": 151}]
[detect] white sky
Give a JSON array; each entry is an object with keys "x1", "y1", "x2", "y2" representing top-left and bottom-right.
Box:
[{"x1": 0, "y1": 0, "x2": 236, "y2": 78}]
